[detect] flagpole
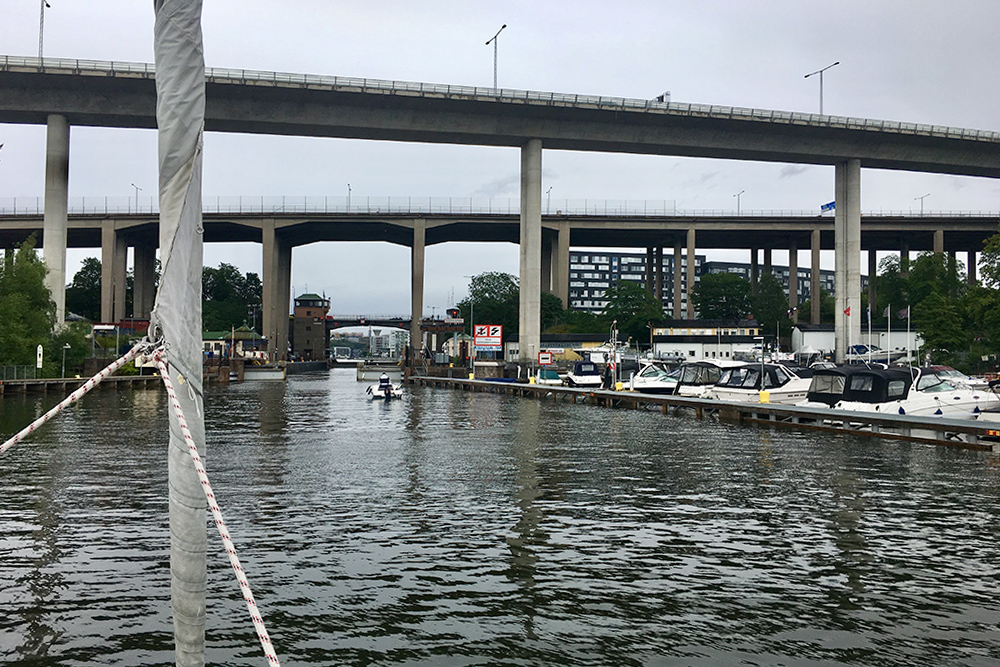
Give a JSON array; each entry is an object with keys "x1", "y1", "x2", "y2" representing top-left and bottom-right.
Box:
[
  {"x1": 867, "y1": 306, "x2": 872, "y2": 365},
  {"x1": 886, "y1": 303, "x2": 891, "y2": 365}
]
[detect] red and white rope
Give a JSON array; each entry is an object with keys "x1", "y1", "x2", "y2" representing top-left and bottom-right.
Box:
[
  {"x1": 0, "y1": 344, "x2": 147, "y2": 456},
  {"x1": 155, "y1": 353, "x2": 281, "y2": 666}
]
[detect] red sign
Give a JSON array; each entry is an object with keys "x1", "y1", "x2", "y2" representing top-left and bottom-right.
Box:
[
  {"x1": 538, "y1": 352, "x2": 553, "y2": 365},
  {"x1": 473, "y1": 324, "x2": 502, "y2": 347}
]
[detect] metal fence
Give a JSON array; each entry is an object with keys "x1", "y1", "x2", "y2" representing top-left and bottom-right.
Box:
[
  {"x1": 0, "y1": 195, "x2": 996, "y2": 219},
  {"x1": 0, "y1": 366, "x2": 38, "y2": 380}
]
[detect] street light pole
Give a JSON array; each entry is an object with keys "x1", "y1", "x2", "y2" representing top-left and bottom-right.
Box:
[
  {"x1": 734, "y1": 189, "x2": 745, "y2": 215},
  {"x1": 485, "y1": 24, "x2": 507, "y2": 89},
  {"x1": 804, "y1": 61, "x2": 839, "y2": 115},
  {"x1": 38, "y1": 0, "x2": 51, "y2": 59},
  {"x1": 130, "y1": 183, "x2": 142, "y2": 213},
  {"x1": 915, "y1": 193, "x2": 930, "y2": 215},
  {"x1": 347, "y1": 183, "x2": 351, "y2": 212},
  {"x1": 61, "y1": 342, "x2": 70, "y2": 378},
  {"x1": 546, "y1": 186, "x2": 552, "y2": 215}
]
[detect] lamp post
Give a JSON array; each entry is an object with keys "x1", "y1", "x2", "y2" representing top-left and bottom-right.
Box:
[
  {"x1": 733, "y1": 189, "x2": 745, "y2": 215},
  {"x1": 546, "y1": 186, "x2": 552, "y2": 215},
  {"x1": 347, "y1": 183, "x2": 351, "y2": 212},
  {"x1": 804, "y1": 61, "x2": 839, "y2": 115},
  {"x1": 485, "y1": 24, "x2": 507, "y2": 89},
  {"x1": 39, "y1": 0, "x2": 51, "y2": 59},
  {"x1": 130, "y1": 183, "x2": 142, "y2": 213},
  {"x1": 754, "y1": 335, "x2": 765, "y2": 392},
  {"x1": 915, "y1": 193, "x2": 930, "y2": 215},
  {"x1": 61, "y1": 342, "x2": 70, "y2": 378}
]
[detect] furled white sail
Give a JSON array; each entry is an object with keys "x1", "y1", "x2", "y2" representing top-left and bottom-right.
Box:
[{"x1": 151, "y1": 1, "x2": 207, "y2": 665}]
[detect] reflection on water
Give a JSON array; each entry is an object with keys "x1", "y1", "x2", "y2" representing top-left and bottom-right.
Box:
[{"x1": 3, "y1": 368, "x2": 1000, "y2": 665}]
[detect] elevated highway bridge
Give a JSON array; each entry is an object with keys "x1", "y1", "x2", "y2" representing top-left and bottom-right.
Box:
[{"x1": 3, "y1": 55, "x2": 999, "y2": 361}]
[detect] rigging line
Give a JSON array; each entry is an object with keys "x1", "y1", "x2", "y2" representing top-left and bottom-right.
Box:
[
  {"x1": 154, "y1": 351, "x2": 281, "y2": 666},
  {"x1": 0, "y1": 342, "x2": 155, "y2": 456}
]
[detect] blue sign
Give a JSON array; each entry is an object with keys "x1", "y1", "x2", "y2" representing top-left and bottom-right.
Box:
[{"x1": 820, "y1": 201, "x2": 835, "y2": 212}]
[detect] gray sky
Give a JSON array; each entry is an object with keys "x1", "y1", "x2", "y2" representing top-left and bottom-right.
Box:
[{"x1": 2, "y1": 1, "x2": 999, "y2": 314}]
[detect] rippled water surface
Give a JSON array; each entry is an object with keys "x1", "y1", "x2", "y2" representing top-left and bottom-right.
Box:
[{"x1": 3, "y1": 369, "x2": 1000, "y2": 665}]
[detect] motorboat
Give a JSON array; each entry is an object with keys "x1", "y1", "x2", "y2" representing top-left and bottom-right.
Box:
[
  {"x1": 628, "y1": 360, "x2": 679, "y2": 394},
  {"x1": 366, "y1": 377, "x2": 403, "y2": 400},
  {"x1": 708, "y1": 363, "x2": 812, "y2": 404},
  {"x1": 535, "y1": 368, "x2": 563, "y2": 386},
  {"x1": 674, "y1": 359, "x2": 744, "y2": 398},
  {"x1": 926, "y1": 365, "x2": 991, "y2": 391},
  {"x1": 800, "y1": 365, "x2": 998, "y2": 418},
  {"x1": 565, "y1": 360, "x2": 603, "y2": 388},
  {"x1": 844, "y1": 344, "x2": 908, "y2": 364}
]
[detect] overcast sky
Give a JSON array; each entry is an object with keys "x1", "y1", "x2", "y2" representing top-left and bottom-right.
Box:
[{"x1": 2, "y1": 1, "x2": 999, "y2": 315}]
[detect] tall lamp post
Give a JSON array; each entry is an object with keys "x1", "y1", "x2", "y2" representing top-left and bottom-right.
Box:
[
  {"x1": 804, "y1": 61, "x2": 839, "y2": 115},
  {"x1": 915, "y1": 193, "x2": 930, "y2": 215},
  {"x1": 485, "y1": 24, "x2": 507, "y2": 89},
  {"x1": 546, "y1": 186, "x2": 552, "y2": 215},
  {"x1": 39, "y1": 0, "x2": 51, "y2": 59},
  {"x1": 61, "y1": 342, "x2": 70, "y2": 378},
  {"x1": 733, "y1": 189, "x2": 745, "y2": 215},
  {"x1": 130, "y1": 183, "x2": 142, "y2": 213}
]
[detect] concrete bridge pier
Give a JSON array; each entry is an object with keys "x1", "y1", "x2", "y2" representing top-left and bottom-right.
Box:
[
  {"x1": 653, "y1": 246, "x2": 663, "y2": 302},
  {"x1": 133, "y1": 241, "x2": 157, "y2": 320},
  {"x1": 553, "y1": 221, "x2": 570, "y2": 307},
  {"x1": 788, "y1": 241, "x2": 798, "y2": 321},
  {"x1": 811, "y1": 229, "x2": 821, "y2": 324},
  {"x1": 686, "y1": 229, "x2": 696, "y2": 319},
  {"x1": 834, "y1": 159, "x2": 862, "y2": 363},
  {"x1": 969, "y1": 251, "x2": 977, "y2": 285},
  {"x1": 262, "y1": 219, "x2": 291, "y2": 361},
  {"x1": 410, "y1": 218, "x2": 425, "y2": 360},
  {"x1": 100, "y1": 220, "x2": 128, "y2": 323},
  {"x1": 672, "y1": 237, "x2": 682, "y2": 318},
  {"x1": 43, "y1": 114, "x2": 69, "y2": 326},
  {"x1": 750, "y1": 248, "x2": 759, "y2": 294},
  {"x1": 518, "y1": 139, "x2": 542, "y2": 362}
]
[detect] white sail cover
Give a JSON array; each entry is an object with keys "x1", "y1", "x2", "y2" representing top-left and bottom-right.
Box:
[{"x1": 151, "y1": 1, "x2": 207, "y2": 665}]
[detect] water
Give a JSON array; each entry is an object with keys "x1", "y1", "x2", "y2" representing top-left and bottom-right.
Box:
[{"x1": 3, "y1": 369, "x2": 1000, "y2": 666}]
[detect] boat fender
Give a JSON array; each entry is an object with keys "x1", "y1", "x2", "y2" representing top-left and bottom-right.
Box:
[
  {"x1": 898, "y1": 407, "x2": 906, "y2": 415},
  {"x1": 934, "y1": 408, "x2": 943, "y2": 415},
  {"x1": 974, "y1": 406, "x2": 981, "y2": 413}
]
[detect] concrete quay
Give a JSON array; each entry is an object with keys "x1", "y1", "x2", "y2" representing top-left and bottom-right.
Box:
[{"x1": 0, "y1": 374, "x2": 162, "y2": 395}]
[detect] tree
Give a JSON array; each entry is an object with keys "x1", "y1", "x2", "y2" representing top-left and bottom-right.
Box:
[
  {"x1": 690, "y1": 272, "x2": 751, "y2": 320},
  {"x1": 798, "y1": 288, "x2": 836, "y2": 324},
  {"x1": 202, "y1": 263, "x2": 263, "y2": 331},
  {"x1": 456, "y1": 271, "x2": 520, "y2": 335},
  {"x1": 0, "y1": 237, "x2": 57, "y2": 366},
  {"x1": 601, "y1": 280, "x2": 663, "y2": 344},
  {"x1": 65, "y1": 256, "x2": 103, "y2": 321},
  {"x1": 914, "y1": 291, "x2": 967, "y2": 365},
  {"x1": 752, "y1": 273, "x2": 789, "y2": 334}
]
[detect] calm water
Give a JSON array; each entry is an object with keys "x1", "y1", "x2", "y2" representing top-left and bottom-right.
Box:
[{"x1": 2, "y1": 369, "x2": 1000, "y2": 666}]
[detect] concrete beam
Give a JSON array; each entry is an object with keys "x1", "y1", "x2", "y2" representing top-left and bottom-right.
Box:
[
  {"x1": 43, "y1": 114, "x2": 69, "y2": 326},
  {"x1": 518, "y1": 139, "x2": 542, "y2": 362}
]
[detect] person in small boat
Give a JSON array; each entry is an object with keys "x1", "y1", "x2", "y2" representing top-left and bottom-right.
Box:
[{"x1": 378, "y1": 372, "x2": 392, "y2": 390}]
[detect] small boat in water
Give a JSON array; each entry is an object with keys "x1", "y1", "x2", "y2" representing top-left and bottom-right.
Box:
[
  {"x1": 708, "y1": 363, "x2": 812, "y2": 404},
  {"x1": 535, "y1": 368, "x2": 563, "y2": 386},
  {"x1": 565, "y1": 360, "x2": 602, "y2": 388},
  {"x1": 674, "y1": 359, "x2": 743, "y2": 398},
  {"x1": 629, "y1": 360, "x2": 679, "y2": 394},
  {"x1": 367, "y1": 374, "x2": 403, "y2": 400}
]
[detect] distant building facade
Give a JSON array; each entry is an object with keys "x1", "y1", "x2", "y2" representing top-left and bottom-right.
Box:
[{"x1": 292, "y1": 292, "x2": 331, "y2": 360}]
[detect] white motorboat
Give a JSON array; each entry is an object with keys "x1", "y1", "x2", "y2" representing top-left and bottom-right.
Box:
[
  {"x1": 844, "y1": 344, "x2": 908, "y2": 364},
  {"x1": 674, "y1": 359, "x2": 744, "y2": 398},
  {"x1": 708, "y1": 363, "x2": 812, "y2": 404},
  {"x1": 367, "y1": 375, "x2": 403, "y2": 400},
  {"x1": 565, "y1": 360, "x2": 602, "y2": 388},
  {"x1": 535, "y1": 368, "x2": 564, "y2": 386},
  {"x1": 629, "y1": 361, "x2": 679, "y2": 394}
]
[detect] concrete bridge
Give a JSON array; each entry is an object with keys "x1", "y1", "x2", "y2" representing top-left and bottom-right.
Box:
[{"x1": 3, "y1": 55, "x2": 1000, "y2": 361}]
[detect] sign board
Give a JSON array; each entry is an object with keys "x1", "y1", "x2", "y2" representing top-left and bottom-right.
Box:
[
  {"x1": 36, "y1": 344, "x2": 43, "y2": 369},
  {"x1": 538, "y1": 352, "x2": 553, "y2": 365},
  {"x1": 820, "y1": 201, "x2": 835, "y2": 212},
  {"x1": 473, "y1": 324, "x2": 502, "y2": 347},
  {"x1": 475, "y1": 345, "x2": 502, "y2": 352},
  {"x1": 443, "y1": 318, "x2": 465, "y2": 324}
]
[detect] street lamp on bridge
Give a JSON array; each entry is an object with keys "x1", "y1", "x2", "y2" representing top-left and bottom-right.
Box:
[
  {"x1": 804, "y1": 61, "x2": 839, "y2": 115},
  {"x1": 39, "y1": 0, "x2": 52, "y2": 59},
  {"x1": 734, "y1": 189, "x2": 745, "y2": 215},
  {"x1": 485, "y1": 24, "x2": 507, "y2": 90},
  {"x1": 915, "y1": 193, "x2": 930, "y2": 215},
  {"x1": 130, "y1": 183, "x2": 142, "y2": 213}
]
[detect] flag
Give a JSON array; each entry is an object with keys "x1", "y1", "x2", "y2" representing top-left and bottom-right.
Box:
[
  {"x1": 866, "y1": 306, "x2": 871, "y2": 323},
  {"x1": 844, "y1": 306, "x2": 851, "y2": 316},
  {"x1": 897, "y1": 306, "x2": 910, "y2": 319},
  {"x1": 882, "y1": 306, "x2": 890, "y2": 318}
]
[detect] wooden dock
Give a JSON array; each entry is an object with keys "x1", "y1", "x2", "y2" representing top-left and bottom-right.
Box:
[
  {"x1": 0, "y1": 374, "x2": 163, "y2": 395},
  {"x1": 408, "y1": 376, "x2": 1000, "y2": 452}
]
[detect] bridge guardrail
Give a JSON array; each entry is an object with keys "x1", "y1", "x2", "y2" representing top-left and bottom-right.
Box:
[{"x1": 5, "y1": 55, "x2": 1000, "y2": 144}]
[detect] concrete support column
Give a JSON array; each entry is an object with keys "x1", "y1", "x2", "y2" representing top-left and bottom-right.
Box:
[
  {"x1": 968, "y1": 251, "x2": 977, "y2": 285},
  {"x1": 811, "y1": 229, "x2": 821, "y2": 324},
  {"x1": 686, "y1": 228, "x2": 696, "y2": 320},
  {"x1": 673, "y1": 237, "x2": 683, "y2": 318},
  {"x1": 43, "y1": 114, "x2": 70, "y2": 327},
  {"x1": 100, "y1": 220, "x2": 117, "y2": 323},
  {"x1": 133, "y1": 241, "x2": 157, "y2": 320},
  {"x1": 788, "y1": 241, "x2": 798, "y2": 322},
  {"x1": 834, "y1": 159, "x2": 862, "y2": 363},
  {"x1": 653, "y1": 246, "x2": 663, "y2": 302},
  {"x1": 112, "y1": 234, "x2": 127, "y2": 322},
  {"x1": 554, "y1": 221, "x2": 570, "y2": 307},
  {"x1": 262, "y1": 219, "x2": 292, "y2": 361},
  {"x1": 762, "y1": 247, "x2": 772, "y2": 278},
  {"x1": 518, "y1": 139, "x2": 542, "y2": 362},
  {"x1": 900, "y1": 238, "x2": 910, "y2": 275},
  {"x1": 541, "y1": 234, "x2": 553, "y2": 294},
  {"x1": 868, "y1": 250, "x2": 878, "y2": 318},
  {"x1": 933, "y1": 229, "x2": 944, "y2": 255},
  {"x1": 410, "y1": 218, "x2": 425, "y2": 360},
  {"x1": 750, "y1": 248, "x2": 759, "y2": 294}
]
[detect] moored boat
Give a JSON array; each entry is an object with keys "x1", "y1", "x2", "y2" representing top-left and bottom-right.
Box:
[
  {"x1": 674, "y1": 359, "x2": 743, "y2": 398},
  {"x1": 628, "y1": 360, "x2": 679, "y2": 394},
  {"x1": 708, "y1": 362, "x2": 812, "y2": 404},
  {"x1": 565, "y1": 360, "x2": 602, "y2": 388}
]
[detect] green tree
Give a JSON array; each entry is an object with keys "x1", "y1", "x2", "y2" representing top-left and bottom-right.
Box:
[
  {"x1": 752, "y1": 273, "x2": 789, "y2": 334},
  {"x1": 202, "y1": 263, "x2": 263, "y2": 331},
  {"x1": 913, "y1": 291, "x2": 967, "y2": 365},
  {"x1": 457, "y1": 271, "x2": 520, "y2": 335},
  {"x1": 0, "y1": 237, "x2": 57, "y2": 366},
  {"x1": 981, "y1": 222, "x2": 1000, "y2": 288},
  {"x1": 601, "y1": 280, "x2": 664, "y2": 344},
  {"x1": 690, "y1": 272, "x2": 751, "y2": 320},
  {"x1": 798, "y1": 288, "x2": 836, "y2": 324},
  {"x1": 65, "y1": 256, "x2": 103, "y2": 321}
]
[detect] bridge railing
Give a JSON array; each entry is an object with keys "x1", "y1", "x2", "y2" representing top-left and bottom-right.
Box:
[
  {"x1": 0, "y1": 195, "x2": 996, "y2": 219},
  {"x1": 5, "y1": 55, "x2": 1000, "y2": 143}
]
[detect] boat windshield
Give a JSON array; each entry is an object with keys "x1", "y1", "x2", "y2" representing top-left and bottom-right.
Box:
[
  {"x1": 916, "y1": 372, "x2": 957, "y2": 393},
  {"x1": 679, "y1": 364, "x2": 722, "y2": 385},
  {"x1": 575, "y1": 362, "x2": 598, "y2": 375},
  {"x1": 638, "y1": 364, "x2": 672, "y2": 380}
]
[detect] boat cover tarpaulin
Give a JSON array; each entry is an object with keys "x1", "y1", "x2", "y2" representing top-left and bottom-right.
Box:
[{"x1": 150, "y1": 1, "x2": 207, "y2": 664}]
